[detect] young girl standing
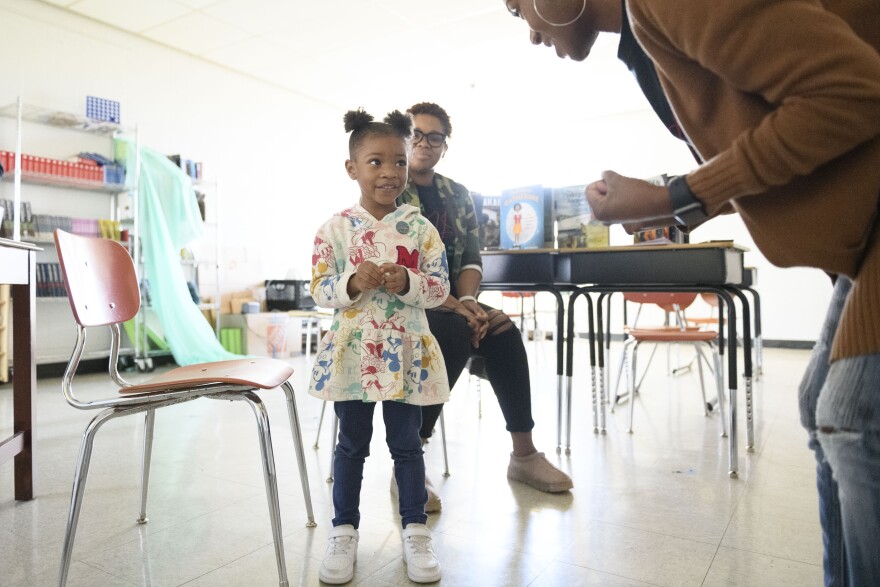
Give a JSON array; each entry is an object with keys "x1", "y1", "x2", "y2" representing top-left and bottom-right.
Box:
[{"x1": 309, "y1": 109, "x2": 450, "y2": 584}]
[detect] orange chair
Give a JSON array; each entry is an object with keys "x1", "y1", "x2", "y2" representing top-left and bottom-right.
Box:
[
  {"x1": 501, "y1": 291, "x2": 538, "y2": 335},
  {"x1": 53, "y1": 229, "x2": 315, "y2": 586},
  {"x1": 615, "y1": 292, "x2": 727, "y2": 436}
]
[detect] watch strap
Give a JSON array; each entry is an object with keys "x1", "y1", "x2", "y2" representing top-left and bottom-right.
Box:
[{"x1": 668, "y1": 175, "x2": 708, "y2": 226}]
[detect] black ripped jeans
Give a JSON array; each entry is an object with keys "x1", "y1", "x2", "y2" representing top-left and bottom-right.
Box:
[{"x1": 420, "y1": 304, "x2": 535, "y2": 438}]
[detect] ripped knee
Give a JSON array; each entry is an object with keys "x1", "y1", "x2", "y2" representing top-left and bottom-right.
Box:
[{"x1": 486, "y1": 309, "x2": 516, "y2": 336}]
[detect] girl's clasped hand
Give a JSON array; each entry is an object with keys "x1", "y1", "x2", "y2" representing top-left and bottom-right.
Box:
[{"x1": 352, "y1": 260, "x2": 408, "y2": 295}]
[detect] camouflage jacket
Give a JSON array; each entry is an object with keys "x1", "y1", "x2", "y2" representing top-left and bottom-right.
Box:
[{"x1": 398, "y1": 173, "x2": 482, "y2": 293}]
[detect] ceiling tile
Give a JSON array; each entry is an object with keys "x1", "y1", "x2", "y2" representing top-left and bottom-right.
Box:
[
  {"x1": 203, "y1": 0, "x2": 298, "y2": 35},
  {"x1": 204, "y1": 35, "x2": 314, "y2": 77},
  {"x1": 375, "y1": 0, "x2": 503, "y2": 25},
  {"x1": 174, "y1": 0, "x2": 223, "y2": 8},
  {"x1": 142, "y1": 11, "x2": 252, "y2": 55},
  {"x1": 67, "y1": 0, "x2": 193, "y2": 33}
]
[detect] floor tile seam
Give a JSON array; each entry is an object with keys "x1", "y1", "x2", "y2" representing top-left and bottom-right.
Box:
[
  {"x1": 699, "y1": 541, "x2": 725, "y2": 586},
  {"x1": 70, "y1": 558, "x2": 142, "y2": 586},
  {"x1": 525, "y1": 559, "x2": 666, "y2": 587},
  {"x1": 175, "y1": 541, "x2": 282, "y2": 586},
  {"x1": 711, "y1": 543, "x2": 824, "y2": 568},
  {"x1": 435, "y1": 524, "x2": 577, "y2": 560},
  {"x1": 146, "y1": 458, "x2": 282, "y2": 494},
  {"x1": 591, "y1": 518, "x2": 724, "y2": 548}
]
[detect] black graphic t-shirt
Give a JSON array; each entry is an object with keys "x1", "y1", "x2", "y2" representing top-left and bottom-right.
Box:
[{"x1": 617, "y1": 0, "x2": 701, "y2": 163}]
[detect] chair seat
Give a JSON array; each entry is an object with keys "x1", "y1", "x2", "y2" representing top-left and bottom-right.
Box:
[
  {"x1": 119, "y1": 358, "x2": 294, "y2": 394},
  {"x1": 624, "y1": 324, "x2": 701, "y2": 334},
  {"x1": 688, "y1": 317, "x2": 723, "y2": 325},
  {"x1": 628, "y1": 328, "x2": 718, "y2": 343}
]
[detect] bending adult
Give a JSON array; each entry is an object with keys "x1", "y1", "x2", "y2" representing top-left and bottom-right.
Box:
[
  {"x1": 503, "y1": 1, "x2": 880, "y2": 585},
  {"x1": 396, "y1": 102, "x2": 573, "y2": 510}
]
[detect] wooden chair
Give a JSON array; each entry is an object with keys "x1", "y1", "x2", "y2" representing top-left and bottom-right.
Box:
[
  {"x1": 615, "y1": 292, "x2": 727, "y2": 437},
  {"x1": 53, "y1": 229, "x2": 315, "y2": 587}
]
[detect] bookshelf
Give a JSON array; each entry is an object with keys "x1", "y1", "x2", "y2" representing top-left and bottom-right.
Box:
[{"x1": 0, "y1": 97, "x2": 138, "y2": 366}]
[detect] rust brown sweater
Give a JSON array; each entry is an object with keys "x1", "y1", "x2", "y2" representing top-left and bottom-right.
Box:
[{"x1": 629, "y1": 0, "x2": 880, "y2": 360}]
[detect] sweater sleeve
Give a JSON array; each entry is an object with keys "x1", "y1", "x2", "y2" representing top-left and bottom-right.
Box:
[
  {"x1": 397, "y1": 222, "x2": 451, "y2": 309},
  {"x1": 630, "y1": 0, "x2": 880, "y2": 212},
  {"x1": 310, "y1": 220, "x2": 359, "y2": 309}
]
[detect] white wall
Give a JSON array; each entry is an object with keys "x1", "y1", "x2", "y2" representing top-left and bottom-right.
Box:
[{"x1": 0, "y1": 0, "x2": 831, "y2": 342}]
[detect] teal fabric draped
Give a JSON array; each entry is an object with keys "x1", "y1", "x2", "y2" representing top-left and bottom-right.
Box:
[{"x1": 118, "y1": 137, "x2": 239, "y2": 365}]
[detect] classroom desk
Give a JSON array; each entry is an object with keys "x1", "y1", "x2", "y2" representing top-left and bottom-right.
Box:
[
  {"x1": 481, "y1": 242, "x2": 753, "y2": 478},
  {"x1": 0, "y1": 237, "x2": 37, "y2": 500}
]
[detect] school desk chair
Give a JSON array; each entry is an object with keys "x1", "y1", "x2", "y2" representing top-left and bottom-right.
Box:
[
  {"x1": 613, "y1": 291, "x2": 728, "y2": 437},
  {"x1": 53, "y1": 229, "x2": 315, "y2": 587}
]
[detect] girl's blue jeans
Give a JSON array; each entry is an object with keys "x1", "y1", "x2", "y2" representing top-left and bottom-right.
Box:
[{"x1": 332, "y1": 399, "x2": 427, "y2": 529}]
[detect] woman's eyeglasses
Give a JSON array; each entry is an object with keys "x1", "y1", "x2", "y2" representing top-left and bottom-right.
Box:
[{"x1": 413, "y1": 129, "x2": 447, "y2": 148}]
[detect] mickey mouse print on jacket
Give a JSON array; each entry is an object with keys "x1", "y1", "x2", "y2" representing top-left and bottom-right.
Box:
[{"x1": 308, "y1": 203, "x2": 451, "y2": 405}]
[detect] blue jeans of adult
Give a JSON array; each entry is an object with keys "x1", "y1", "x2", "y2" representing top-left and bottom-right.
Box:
[
  {"x1": 332, "y1": 399, "x2": 427, "y2": 529},
  {"x1": 799, "y1": 275, "x2": 880, "y2": 586}
]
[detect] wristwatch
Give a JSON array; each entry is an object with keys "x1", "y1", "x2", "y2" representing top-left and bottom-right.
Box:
[{"x1": 668, "y1": 174, "x2": 708, "y2": 227}]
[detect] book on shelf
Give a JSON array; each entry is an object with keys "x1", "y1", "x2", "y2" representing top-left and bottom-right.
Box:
[
  {"x1": 472, "y1": 192, "x2": 501, "y2": 250},
  {"x1": 500, "y1": 184, "x2": 544, "y2": 250}
]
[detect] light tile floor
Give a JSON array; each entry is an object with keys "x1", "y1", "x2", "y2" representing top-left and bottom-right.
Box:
[{"x1": 0, "y1": 340, "x2": 823, "y2": 586}]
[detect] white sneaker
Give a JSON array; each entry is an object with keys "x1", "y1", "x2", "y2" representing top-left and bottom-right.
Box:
[
  {"x1": 319, "y1": 524, "x2": 358, "y2": 584},
  {"x1": 401, "y1": 523, "x2": 441, "y2": 583}
]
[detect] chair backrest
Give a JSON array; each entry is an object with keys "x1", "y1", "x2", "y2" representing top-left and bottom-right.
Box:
[
  {"x1": 623, "y1": 291, "x2": 698, "y2": 313},
  {"x1": 699, "y1": 291, "x2": 720, "y2": 308},
  {"x1": 54, "y1": 229, "x2": 141, "y2": 327}
]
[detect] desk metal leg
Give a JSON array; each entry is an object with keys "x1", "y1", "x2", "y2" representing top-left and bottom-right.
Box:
[
  {"x1": 713, "y1": 288, "x2": 739, "y2": 478},
  {"x1": 725, "y1": 286, "x2": 755, "y2": 452},
  {"x1": 596, "y1": 294, "x2": 609, "y2": 433},
  {"x1": 743, "y1": 287, "x2": 763, "y2": 379},
  {"x1": 565, "y1": 290, "x2": 595, "y2": 450}
]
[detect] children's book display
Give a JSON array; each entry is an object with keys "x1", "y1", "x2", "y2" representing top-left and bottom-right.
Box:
[
  {"x1": 500, "y1": 185, "x2": 544, "y2": 249},
  {"x1": 553, "y1": 184, "x2": 589, "y2": 248},
  {"x1": 475, "y1": 183, "x2": 617, "y2": 250}
]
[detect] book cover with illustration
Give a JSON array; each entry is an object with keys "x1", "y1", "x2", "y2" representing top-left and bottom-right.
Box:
[
  {"x1": 551, "y1": 184, "x2": 591, "y2": 248},
  {"x1": 472, "y1": 192, "x2": 501, "y2": 250},
  {"x1": 500, "y1": 185, "x2": 544, "y2": 249}
]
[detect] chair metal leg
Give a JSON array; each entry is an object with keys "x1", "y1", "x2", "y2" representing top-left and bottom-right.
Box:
[
  {"x1": 328, "y1": 414, "x2": 338, "y2": 483},
  {"x1": 628, "y1": 342, "x2": 640, "y2": 433},
  {"x1": 58, "y1": 408, "x2": 118, "y2": 587},
  {"x1": 137, "y1": 409, "x2": 156, "y2": 524},
  {"x1": 314, "y1": 400, "x2": 328, "y2": 449},
  {"x1": 439, "y1": 411, "x2": 450, "y2": 477},
  {"x1": 634, "y1": 343, "x2": 658, "y2": 393},
  {"x1": 240, "y1": 392, "x2": 291, "y2": 587},
  {"x1": 281, "y1": 381, "x2": 316, "y2": 527},
  {"x1": 693, "y1": 345, "x2": 709, "y2": 416}
]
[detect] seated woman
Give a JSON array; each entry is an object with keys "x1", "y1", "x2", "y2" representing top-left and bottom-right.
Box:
[{"x1": 396, "y1": 102, "x2": 573, "y2": 512}]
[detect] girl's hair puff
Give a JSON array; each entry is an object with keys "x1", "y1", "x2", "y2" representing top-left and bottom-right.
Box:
[{"x1": 344, "y1": 108, "x2": 413, "y2": 157}]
